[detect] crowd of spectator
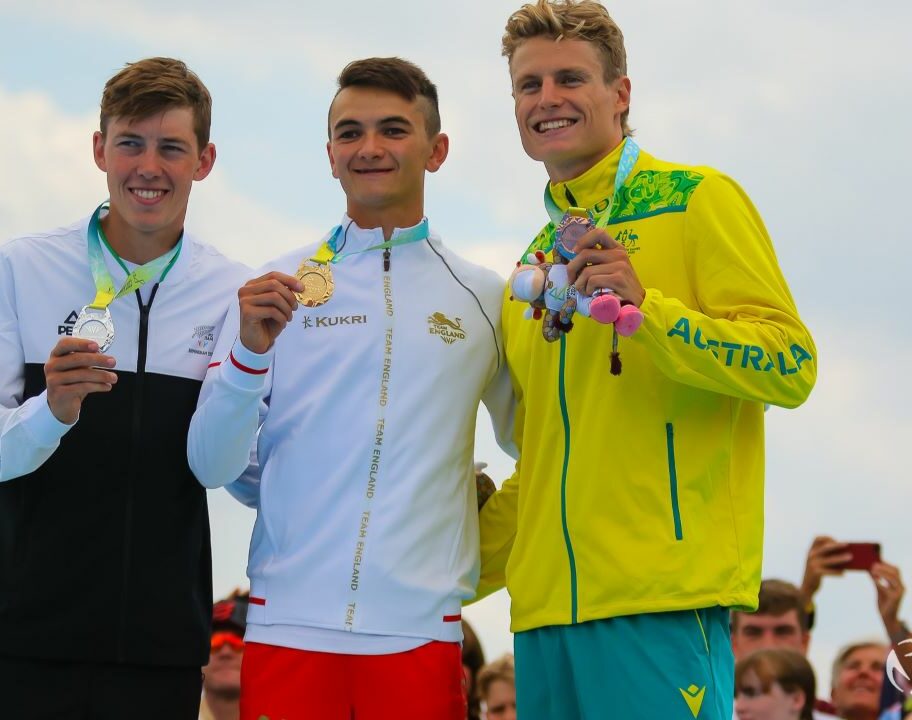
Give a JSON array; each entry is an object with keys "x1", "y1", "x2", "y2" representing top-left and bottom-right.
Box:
[{"x1": 203, "y1": 531, "x2": 910, "y2": 719}]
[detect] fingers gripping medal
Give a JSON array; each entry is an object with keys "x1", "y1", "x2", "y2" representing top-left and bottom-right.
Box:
[{"x1": 294, "y1": 261, "x2": 334, "y2": 308}]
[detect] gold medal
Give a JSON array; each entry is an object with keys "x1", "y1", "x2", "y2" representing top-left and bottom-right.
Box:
[{"x1": 295, "y1": 260, "x2": 334, "y2": 307}]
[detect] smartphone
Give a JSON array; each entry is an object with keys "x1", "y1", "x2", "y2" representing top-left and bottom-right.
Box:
[{"x1": 835, "y1": 542, "x2": 881, "y2": 571}]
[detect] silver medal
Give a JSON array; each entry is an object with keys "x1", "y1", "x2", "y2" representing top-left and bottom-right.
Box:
[{"x1": 73, "y1": 306, "x2": 115, "y2": 352}]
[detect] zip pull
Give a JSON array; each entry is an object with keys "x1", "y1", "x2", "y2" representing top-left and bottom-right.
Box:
[{"x1": 383, "y1": 248, "x2": 391, "y2": 272}]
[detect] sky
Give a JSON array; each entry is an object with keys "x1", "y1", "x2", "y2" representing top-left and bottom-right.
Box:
[{"x1": 1, "y1": 0, "x2": 909, "y2": 694}]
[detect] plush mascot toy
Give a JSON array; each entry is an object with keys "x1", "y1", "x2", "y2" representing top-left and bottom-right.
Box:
[{"x1": 510, "y1": 208, "x2": 643, "y2": 374}]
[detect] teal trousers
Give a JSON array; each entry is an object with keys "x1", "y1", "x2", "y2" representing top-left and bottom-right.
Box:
[{"x1": 514, "y1": 607, "x2": 733, "y2": 720}]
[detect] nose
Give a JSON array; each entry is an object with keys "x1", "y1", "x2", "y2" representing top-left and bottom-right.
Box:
[
  {"x1": 538, "y1": 77, "x2": 563, "y2": 108},
  {"x1": 136, "y1": 147, "x2": 162, "y2": 178},
  {"x1": 357, "y1": 130, "x2": 384, "y2": 160}
]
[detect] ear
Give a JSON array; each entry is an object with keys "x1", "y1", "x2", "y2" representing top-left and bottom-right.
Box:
[
  {"x1": 615, "y1": 76, "x2": 631, "y2": 115},
  {"x1": 327, "y1": 141, "x2": 340, "y2": 179},
  {"x1": 426, "y1": 132, "x2": 449, "y2": 173},
  {"x1": 788, "y1": 688, "x2": 806, "y2": 714},
  {"x1": 800, "y1": 631, "x2": 810, "y2": 654},
  {"x1": 193, "y1": 143, "x2": 217, "y2": 181},
  {"x1": 92, "y1": 131, "x2": 107, "y2": 172}
]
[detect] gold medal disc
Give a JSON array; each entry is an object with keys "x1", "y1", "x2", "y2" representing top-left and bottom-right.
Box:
[{"x1": 295, "y1": 261, "x2": 334, "y2": 307}]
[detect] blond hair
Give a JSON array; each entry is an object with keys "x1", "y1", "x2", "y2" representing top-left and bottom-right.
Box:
[
  {"x1": 100, "y1": 57, "x2": 212, "y2": 149},
  {"x1": 503, "y1": 0, "x2": 630, "y2": 135},
  {"x1": 477, "y1": 653, "x2": 515, "y2": 700}
]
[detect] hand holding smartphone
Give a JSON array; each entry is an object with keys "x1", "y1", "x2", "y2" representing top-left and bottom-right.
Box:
[{"x1": 833, "y1": 542, "x2": 881, "y2": 571}]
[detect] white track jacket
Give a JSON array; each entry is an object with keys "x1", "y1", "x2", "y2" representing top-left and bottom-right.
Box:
[{"x1": 189, "y1": 218, "x2": 516, "y2": 646}]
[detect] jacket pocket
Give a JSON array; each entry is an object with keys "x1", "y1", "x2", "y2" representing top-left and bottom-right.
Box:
[{"x1": 665, "y1": 423, "x2": 684, "y2": 541}]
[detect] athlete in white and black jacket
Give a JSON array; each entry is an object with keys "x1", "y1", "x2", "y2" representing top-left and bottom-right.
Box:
[
  {"x1": 0, "y1": 216, "x2": 247, "y2": 663},
  {"x1": 0, "y1": 58, "x2": 249, "y2": 719}
]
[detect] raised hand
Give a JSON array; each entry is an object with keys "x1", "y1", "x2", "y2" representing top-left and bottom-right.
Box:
[{"x1": 238, "y1": 272, "x2": 303, "y2": 354}]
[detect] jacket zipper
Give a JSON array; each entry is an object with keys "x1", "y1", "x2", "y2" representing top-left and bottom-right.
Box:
[
  {"x1": 666, "y1": 422, "x2": 684, "y2": 541},
  {"x1": 558, "y1": 335, "x2": 578, "y2": 623},
  {"x1": 117, "y1": 283, "x2": 158, "y2": 660}
]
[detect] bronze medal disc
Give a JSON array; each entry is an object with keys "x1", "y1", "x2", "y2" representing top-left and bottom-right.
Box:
[{"x1": 295, "y1": 261, "x2": 334, "y2": 307}]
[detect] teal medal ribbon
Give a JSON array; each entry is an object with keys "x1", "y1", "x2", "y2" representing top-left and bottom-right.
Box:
[
  {"x1": 543, "y1": 136, "x2": 640, "y2": 232},
  {"x1": 310, "y1": 218, "x2": 431, "y2": 265},
  {"x1": 73, "y1": 201, "x2": 182, "y2": 351}
]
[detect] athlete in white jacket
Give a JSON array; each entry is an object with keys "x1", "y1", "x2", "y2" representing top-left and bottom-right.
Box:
[{"x1": 188, "y1": 57, "x2": 516, "y2": 720}]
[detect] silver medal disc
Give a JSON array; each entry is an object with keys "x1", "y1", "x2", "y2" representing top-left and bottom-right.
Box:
[{"x1": 73, "y1": 306, "x2": 115, "y2": 353}]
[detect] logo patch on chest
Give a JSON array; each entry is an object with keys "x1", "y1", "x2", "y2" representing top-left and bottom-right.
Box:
[
  {"x1": 427, "y1": 312, "x2": 466, "y2": 345},
  {"x1": 188, "y1": 325, "x2": 216, "y2": 356},
  {"x1": 301, "y1": 314, "x2": 368, "y2": 329},
  {"x1": 58, "y1": 310, "x2": 79, "y2": 336}
]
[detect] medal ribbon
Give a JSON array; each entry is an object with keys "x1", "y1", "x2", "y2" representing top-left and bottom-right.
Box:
[
  {"x1": 309, "y1": 219, "x2": 430, "y2": 265},
  {"x1": 86, "y1": 202, "x2": 182, "y2": 309},
  {"x1": 543, "y1": 137, "x2": 640, "y2": 229}
]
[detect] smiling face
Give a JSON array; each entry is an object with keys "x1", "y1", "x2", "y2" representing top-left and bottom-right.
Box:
[
  {"x1": 831, "y1": 645, "x2": 886, "y2": 718},
  {"x1": 510, "y1": 36, "x2": 630, "y2": 182},
  {"x1": 92, "y1": 107, "x2": 215, "y2": 251},
  {"x1": 326, "y1": 86, "x2": 448, "y2": 231}
]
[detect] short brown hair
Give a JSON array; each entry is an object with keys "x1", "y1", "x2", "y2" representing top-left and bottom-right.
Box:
[
  {"x1": 732, "y1": 579, "x2": 810, "y2": 632},
  {"x1": 462, "y1": 620, "x2": 486, "y2": 720},
  {"x1": 477, "y1": 653, "x2": 515, "y2": 700},
  {"x1": 735, "y1": 649, "x2": 816, "y2": 720},
  {"x1": 100, "y1": 57, "x2": 212, "y2": 149},
  {"x1": 331, "y1": 57, "x2": 441, "y2": 138},
  {"x1": 502, "y1": 0, "x2": 630, "y2": 135}
]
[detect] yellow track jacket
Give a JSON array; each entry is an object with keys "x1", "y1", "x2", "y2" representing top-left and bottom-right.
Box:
[{"x1": 477, "y1": 142, "x2": 816, "y2": 633}]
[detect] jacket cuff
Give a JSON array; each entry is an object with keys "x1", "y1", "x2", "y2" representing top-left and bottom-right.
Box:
[
  {"x1": 27, "y1": 391, "x2": 75, "y2": 445},
  {"x1": 221, "y1": 339, "x2": 274, "y2": 391}
]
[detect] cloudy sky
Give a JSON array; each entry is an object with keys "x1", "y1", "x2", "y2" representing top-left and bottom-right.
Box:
[{"x1": 2, "y1": 0, "x2": 908, "y2": 692}]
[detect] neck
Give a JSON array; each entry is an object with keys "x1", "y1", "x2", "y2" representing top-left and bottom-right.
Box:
[
  {"x1": 545, "y1": 132, "x2": 626, "y2": 184},
  {"x1": 101, "y1": 209, "x2": 182, "y2": 265},
  {"x1": 347, "y1": 204, "x2": 424, "y2": 241},
  {"x1": 202, "y1": 691, "x2": 240, "y2": 720}
]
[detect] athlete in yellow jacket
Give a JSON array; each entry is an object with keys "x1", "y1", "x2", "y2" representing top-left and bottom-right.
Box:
[{"x1": 478, "y1": 2, "x2": 816, "y2": 719}]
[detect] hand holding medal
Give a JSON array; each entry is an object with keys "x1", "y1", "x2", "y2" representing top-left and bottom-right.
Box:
[
  {"x1": 44, "y1": 336, "x2": 117, "y2": 424},
  {"x1": 238, "y1": 271, "x2": 304, "y2": 354}
]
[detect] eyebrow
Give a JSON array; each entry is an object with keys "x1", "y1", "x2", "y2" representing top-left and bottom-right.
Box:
[
  {"x1": 515, "y1": 66, "x2": 593, "y2": 83},
  {"x1": 113, "y1": 131, "x2": 190, "y2": 146},
  {"x1": 332, "y1": 115, "x2": 414, "y2": 133}
]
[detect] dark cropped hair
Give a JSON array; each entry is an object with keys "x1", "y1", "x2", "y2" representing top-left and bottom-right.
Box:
[{"x1": 330, "y1": 57, "x2": 441, "y2": 137}]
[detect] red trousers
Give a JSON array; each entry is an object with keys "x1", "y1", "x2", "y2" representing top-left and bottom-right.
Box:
[{"x1": 240, "y1": 640, "x2": 466, "y2": 720}]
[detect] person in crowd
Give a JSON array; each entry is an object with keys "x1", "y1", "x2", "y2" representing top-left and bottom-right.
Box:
[
  {"x1": 463, "y1": 619, "x2": 488, "y2": 720},
  {"x1": 478, "y1": 654, "x2": 517, "y2": 720},
  {"x1": 200, "y1": 591, "x2": 249, "y2": 720},
  {"x1": 830, "y1": 642, "x2": 889, "y2": 720},
  {"x1": 735, "y1": 648, "x2": 816, "y2": 720}
]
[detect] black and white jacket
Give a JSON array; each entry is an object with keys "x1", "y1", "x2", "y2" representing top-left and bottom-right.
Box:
[{"x1": 0, "y1": 215, "x2": 248, "y2": 667}]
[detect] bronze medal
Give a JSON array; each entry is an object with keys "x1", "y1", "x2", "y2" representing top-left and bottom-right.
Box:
[{"x1": 295, "y1": 261, "x2": 334, "y2": 307}]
